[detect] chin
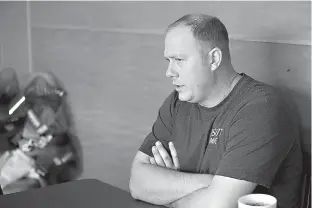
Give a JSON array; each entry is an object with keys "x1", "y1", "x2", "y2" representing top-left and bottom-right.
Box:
[{"x1": 177, "y1": 91, "x2": 193, "y2": 103}]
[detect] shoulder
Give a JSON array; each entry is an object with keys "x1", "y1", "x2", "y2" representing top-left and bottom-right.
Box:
[
  {"x1": 235, "y1": 75, "x2": 286, "y2": 113},
  {"x1": 231, "y1": 76, "x2": 299, "y2": 132},
  {"x1": 242, "y1": 75, "x2": 277, "y2": 100}
]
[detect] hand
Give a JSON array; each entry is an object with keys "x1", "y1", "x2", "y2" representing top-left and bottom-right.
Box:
[
  {"x1": 150, "y1": 141, "x2": 180, "y2": 170},
  {"x1": 0, "y1": 150, "x2": 35, "y2": 187}
]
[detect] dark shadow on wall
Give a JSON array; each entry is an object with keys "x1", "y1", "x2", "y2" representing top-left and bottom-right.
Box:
[{"x1": 274, "y1": 86, "x2": 311, "y2": 155}]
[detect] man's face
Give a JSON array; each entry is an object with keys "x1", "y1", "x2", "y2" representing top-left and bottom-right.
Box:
[{"x1": 164, "y1": 26, "x2": 213, "y2": 104}]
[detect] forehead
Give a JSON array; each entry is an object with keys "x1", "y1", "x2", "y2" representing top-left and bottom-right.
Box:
[{"x1": 164, "y1": 26, "x2": 199, "y2": 57}]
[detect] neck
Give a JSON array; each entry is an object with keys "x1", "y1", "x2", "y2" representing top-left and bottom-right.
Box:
[{"x1": 199, "y1": 64, "x2": 241, "y2": 108}]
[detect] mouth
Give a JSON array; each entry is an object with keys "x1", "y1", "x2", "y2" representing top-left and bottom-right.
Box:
[{"x1": 175, "y1": 85, "x2": 184, "y2": 90}]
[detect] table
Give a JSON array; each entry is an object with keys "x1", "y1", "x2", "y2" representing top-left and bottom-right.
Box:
[{"x1": 0, "y1": 178, "x2": 165, "y2": 208}]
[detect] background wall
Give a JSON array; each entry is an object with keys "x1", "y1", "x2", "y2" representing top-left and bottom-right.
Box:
[
  {"x1": 1, "y1": 1, "x2": 311, "y2": 191},
  {"x1": 0, "y1": 2, "x2": 31, "y2": 86}
]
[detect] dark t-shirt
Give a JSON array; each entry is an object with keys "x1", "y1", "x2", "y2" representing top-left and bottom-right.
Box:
[{"x1": 139, "y1": 74, "x2": 303, "y2": 208}]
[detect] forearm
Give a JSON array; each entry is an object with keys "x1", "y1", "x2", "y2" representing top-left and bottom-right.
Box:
[
  {"x1": 170, "y1": 176, "x2": 257, "y2": 208},
  {"x1": 129, "y1": 162, "x2": 213, "y2": 205},
  {"x1": 170, "y1": 187, "x2": 208, "y2": 208},
  {"x1": 170, "y1": 188, "x2": 243, "y2": 208}
]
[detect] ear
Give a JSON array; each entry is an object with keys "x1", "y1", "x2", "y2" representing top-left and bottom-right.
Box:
[{"x1": 208, "y1": 47, "x2": 222, "y2": 71}]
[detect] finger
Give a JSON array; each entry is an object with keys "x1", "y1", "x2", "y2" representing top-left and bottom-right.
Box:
[
  {"x1": 152, "y1": 146, "x2": 165, "y2": 167},
  {"x1": 155, "y1": 141, "x2": 173, "y2": 168},
  {"x1": 169, "y1": 142, "x2": 180, "y2": 170},
  {"x1": 149, "y1": 157, "x2": 157, "y2": 165}
]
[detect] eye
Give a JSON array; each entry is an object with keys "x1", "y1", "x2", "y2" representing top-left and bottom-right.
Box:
[{"x1": 175, "y1": 58, "x2": 183, "y2": 62}]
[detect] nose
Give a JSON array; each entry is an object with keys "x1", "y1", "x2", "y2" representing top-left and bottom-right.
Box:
[{"x1": 166, "y1": 62, "x2": 178, "y2": 79}]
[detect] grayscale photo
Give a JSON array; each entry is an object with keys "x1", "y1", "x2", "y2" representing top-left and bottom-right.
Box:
[{"x1": 0, "y1": 1, "x2": 310, "y2": 208}]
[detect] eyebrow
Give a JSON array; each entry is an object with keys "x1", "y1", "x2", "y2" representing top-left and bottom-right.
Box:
[{"x1": 164, "y1": 54, "x2": 185, "y2": 59}]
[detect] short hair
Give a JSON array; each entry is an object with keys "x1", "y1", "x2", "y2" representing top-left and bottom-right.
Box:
[{"x1": 165, "y1": 13, "x2": 230, "y2": 60}]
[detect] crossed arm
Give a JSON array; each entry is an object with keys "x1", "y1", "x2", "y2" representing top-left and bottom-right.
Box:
[{"x1": 129, "y1": 141, "x2": 257, "y2": 208}]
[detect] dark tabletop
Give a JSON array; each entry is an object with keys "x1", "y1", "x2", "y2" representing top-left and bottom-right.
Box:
[{"x1": 0, "y1": 178, "x2": 165, "y2": 208}]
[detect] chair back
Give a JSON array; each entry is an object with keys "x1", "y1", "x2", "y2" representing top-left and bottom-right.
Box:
[{"x1": 300, "y1": 152, "x2": 311, "y2": 208}]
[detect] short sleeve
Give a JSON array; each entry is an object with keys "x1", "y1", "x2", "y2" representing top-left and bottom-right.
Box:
[
  {"x1": 139, "y1": 91, "x2": 179, "y2": 157},
  {"x1": 216, "y1": 96, "x2": 298, "y2": 188}
]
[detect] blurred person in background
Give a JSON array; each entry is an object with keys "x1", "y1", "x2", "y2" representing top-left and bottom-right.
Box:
[{"x1": 0, "y1": 68, "x2": 83, "y2": 194}]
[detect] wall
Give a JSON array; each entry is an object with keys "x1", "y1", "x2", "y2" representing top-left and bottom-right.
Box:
[
  {"x1": 30, "y1": 1, "x2": 310, "y2": 45},
  {"x1": 2, "y1": 1, "x2": 310, "y2": 191},
  {"x1": 0, "y1": 2, "x2": 32, "y2": 86}
]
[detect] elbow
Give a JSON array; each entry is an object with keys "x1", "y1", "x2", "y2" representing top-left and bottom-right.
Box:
[
  {"x1": 130, "y1": 191, "x2": 139, "y2": 200},
  {"x1": 129, "y1": 176, "x2": 139, "y2": 200},
  {"x1": 129, "y1": 165, "x2": 145, "y2": 200},
  {"x1": 129, "y1": 177, "x2": 166, "y2": 206},
  {"x1": 129, "y1": 164, "x2": 153, "y2": 203},
  {"x1": 129, "y1": 162, "x2": 166, "y2": 205}
]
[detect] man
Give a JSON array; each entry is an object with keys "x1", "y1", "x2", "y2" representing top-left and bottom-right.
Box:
[{"x1": 129, "y1": 13, "x2": 303, "y2": 208}]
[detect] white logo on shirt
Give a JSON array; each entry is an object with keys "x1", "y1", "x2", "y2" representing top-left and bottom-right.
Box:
[{"x1": 209, "y1": 128, "x2": 223, "y2": 144}]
